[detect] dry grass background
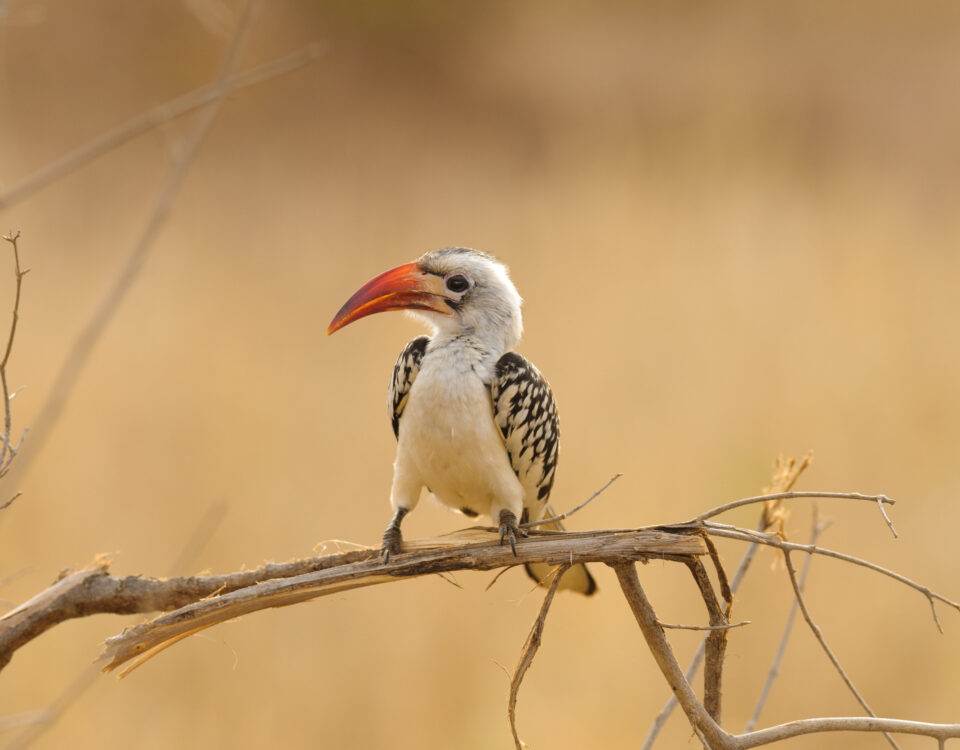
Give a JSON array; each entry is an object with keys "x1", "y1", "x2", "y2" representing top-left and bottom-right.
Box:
[{"x1": 1, "y1": 1, "x2": 959, "y2": 748}]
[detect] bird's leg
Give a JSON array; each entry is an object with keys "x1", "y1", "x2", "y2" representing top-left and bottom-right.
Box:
[
  {"x1": 381, "y1": 507, "x2": 409, "y2": 562},
  {"x1": 498, "y1": 509, "x2": 526, "y2": 556}
]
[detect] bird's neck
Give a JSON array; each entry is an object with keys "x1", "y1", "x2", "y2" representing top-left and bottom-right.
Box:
[{"x1": 427, "y1": 329, "x2": 507, "y2": 381}]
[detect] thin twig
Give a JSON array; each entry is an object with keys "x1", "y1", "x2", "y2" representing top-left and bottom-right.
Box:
[
  {"x1": 0, "y1": 231, "x2": 27, "y2": 369},
  {"x1": 745, "y1": 509, "x2": 830, "y2": 732},
  {"x1": 0, "y1": 45, "x2": 323, "y2": 212},
  {"x1": 0, "y1": 231, "x2": 27, "y2": 477},
  {"x1": 522, "y1": 473, "x2": 622, "y2": 529},
  {"x1": 876, "y1": 497, "x2": 899, "y2": 538},
  {"x1": 0, "y1": 491, "x2": 21, "y2": 512},
  {"x1": 782, "y1": 548, "x2": 902, "y2": 750},
  {"x1": 484, "y1": 565, "x2": 516, "y2": 592},
  {"x1": 0, "y1": 1, "x2": 260, "y2": 495},
  {"x1": 703, "y1": 522, "x2": 960, "y2": 628},
  {"x1": 508, "y1": 564, "x2": 568, "y2": 750},
  {"x1": 658, "y1": 620, "x2": 750, "y2": 632},
  {"x1": 692, "y1": 491, "x2": 894, "y2": 524}
]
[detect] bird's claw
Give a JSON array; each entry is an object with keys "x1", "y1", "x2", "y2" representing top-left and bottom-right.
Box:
[
  {"x1": 498, "y1": 510, "x2": 525, "y2": 557},
  {"x1": 381, "y1": 525, "x2": 403, "y2": 563},
  {"x1": 381, "y1": 507, "x2": 409, "y2": 563}
]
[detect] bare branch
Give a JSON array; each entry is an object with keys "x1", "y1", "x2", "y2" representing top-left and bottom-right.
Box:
[
  {"x1": 522, "y1": 473, "x2": 622, "y2": 529},
  {"x1": 703, "y1": 522, "x2": 960, "y2": 626},
  {"x1": 745, "y1": 509, "x2": 830, "y2": 732},
  {"x1": 2, "y1": 499, "x2": 229, "y2": 749},
  {"x1": 736, "y1": 716, "x2": 960, "y2": 748},
  {"x1": 0, "y1": 527, "x2": 705, "y2": 677},
  {"x1": 612, "y1": 562, "x2": 733, "y2": 749},
  {"x1": 1, "y1": 0, "x2": 260, "y2": 492},
  {"x1": 782, "y1": 548, "x2": 901, "y2": 749},
  {"x1": 684, "y1": 558, "x2": 729, "y2": 726},
  {"x1": 0, "y1": 230, "x2": 27, "y2": 370},
  {"x1": 0, "y1": 231, "x2": 27, "y2": 480},
  {"x1": 876, "y1": 496, "x2": 899, "y2": 538},
  {"x1": 658, "y1": 620, "x2": 750, "y2": 632},
  {"x1": 0, "y1": 45, "x2": 323, "y2": 212},
  {"x1": 0, "y1": 490, "x2": 21, "y2": 512},
  {"x1": 643, "y1": 455, "x2": 813, "y2": 750},
  {"x1": 643, "y1": 524, "x2": 764, "y2": 750},
  {"x1": 96, "y1": 529, "x2": 702, "y2": 676},
  {"x1": 508, "y1": 564, "x2": 568, "y2": 750},
  {"x1": 614, "y1": 554, "x2": 960, "y2": 750},
  {"x1": 692, "y1": 491, "x2": 895, "y2": 524}
]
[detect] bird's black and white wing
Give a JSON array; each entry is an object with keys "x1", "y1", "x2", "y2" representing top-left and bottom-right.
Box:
[
  {"x1": 490, "y1": 352, "x2": 560, "y2": 512},
  {"x1": 491, "y1": 352, "x2": 596, "y2": 595},
  {"x1": 388, "y1": 336, "x2": 430, "y2": 439}
]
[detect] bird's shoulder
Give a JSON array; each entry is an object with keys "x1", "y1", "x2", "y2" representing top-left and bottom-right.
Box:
[
  {"x1": 490, "y1": 351, "x2": 553, "y2": 407},
  {"x1": 388, "y1": 335, "x2": 430, "y2": 439}
]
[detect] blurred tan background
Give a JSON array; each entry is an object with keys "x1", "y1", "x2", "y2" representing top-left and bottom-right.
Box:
[{"x1": 1, "y1": 1, "x2": 959, "y2": 748}]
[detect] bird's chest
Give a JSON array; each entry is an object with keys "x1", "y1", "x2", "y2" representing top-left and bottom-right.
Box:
[
  {"x1": 402, "y1": 356, "x2": 495, "y2": 457},
  {"x1": 398, "y1": 351, "x2": 513, "y2": 509}
]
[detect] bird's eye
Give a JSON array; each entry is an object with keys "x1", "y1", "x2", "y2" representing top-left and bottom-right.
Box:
[{"x1": 445, "y1": 274, "x2": 470, "y2": 293}]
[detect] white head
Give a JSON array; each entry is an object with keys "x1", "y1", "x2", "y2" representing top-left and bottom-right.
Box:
[
  {"x1": 412, "y1": 247, "x2": 523, "y2": 351},
  {"x1": 327, "y1": 247, "x2": 524, "y2": 355}
]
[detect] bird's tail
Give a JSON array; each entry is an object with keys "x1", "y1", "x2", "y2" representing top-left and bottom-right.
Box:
[{"x1": 523, "y1": 506, "x2": 597, "y2": 596}]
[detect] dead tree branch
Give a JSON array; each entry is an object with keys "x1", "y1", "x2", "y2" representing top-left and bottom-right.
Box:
[
  {"x1": 782, "y1": 548, "x2": 901, "y2": 749},
  {"x1": 0, "y1": 46, "x2": 322, "y2": 212},
  {"x1": 685, "y1": 557, "x2": 729, "y2": 725},
  {"x1": 692, "y1": 490, "x2": 895, "y2": 529},
  {"x1": 702, "y1": 522, "x2": 960, "y2": 629},
  {"x1": 614, "y1": 561, "x2": 732, "y2": 748},
  {"x1": 0, "y1": 231, "x2": 28, "y2": 500},
  {"x1": 1, "y1": 500, "x2": 229, "y2": 750},
  {"x1": 614, "y1": 561, "x2": 960, "y2": 748},
  {"x1": 0, "y1": 528, "x2": 704, "y2": 674},
  {"x1": 644, "y1": 454, "x2": 811, "y2": 749},
  {"x1": 745, "y1": 509, "x2": 830, "y2": 731},
  {"x1": 0, "y1": 2, "x2": 326, "y2": 500},
  {"x1": 0, "y1": 476, "x2": 956, "y2": 747},
  {"x1": 508, "y1": 564, "x2": 569, "y2": 750}
]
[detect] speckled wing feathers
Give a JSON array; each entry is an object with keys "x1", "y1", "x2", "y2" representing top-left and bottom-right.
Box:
[
  {"x1": 490, "y1": 352, "x2": 559, "y2": 508},
  {"x1": 388, "y1": 336, "x2": 429, "y2": 439}
]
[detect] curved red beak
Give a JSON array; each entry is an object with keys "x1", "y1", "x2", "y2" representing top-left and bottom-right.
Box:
[{"x1": 327, "y1": 262, "x2": 452, "y2": 335}]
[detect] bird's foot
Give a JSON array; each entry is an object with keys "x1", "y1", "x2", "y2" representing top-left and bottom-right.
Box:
[
  {"x1": 498, "y1": 509, "x2": 526, "y2": 557},
  {"x1": 381, "y1": 507, "x2": 409, "y2": 563},
  {"x1": 381, "y1": 525, "x2": 403, "y2": 563}
]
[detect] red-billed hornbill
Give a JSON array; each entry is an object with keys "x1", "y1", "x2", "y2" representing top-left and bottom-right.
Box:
[{"x1": 327, "y1": 247, "x2": 596, "y2": 595}]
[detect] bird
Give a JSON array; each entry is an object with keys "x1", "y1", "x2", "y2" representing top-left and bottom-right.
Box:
[{"x1": 326, "y1": 247, "x2": 596, "y2": 595}]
